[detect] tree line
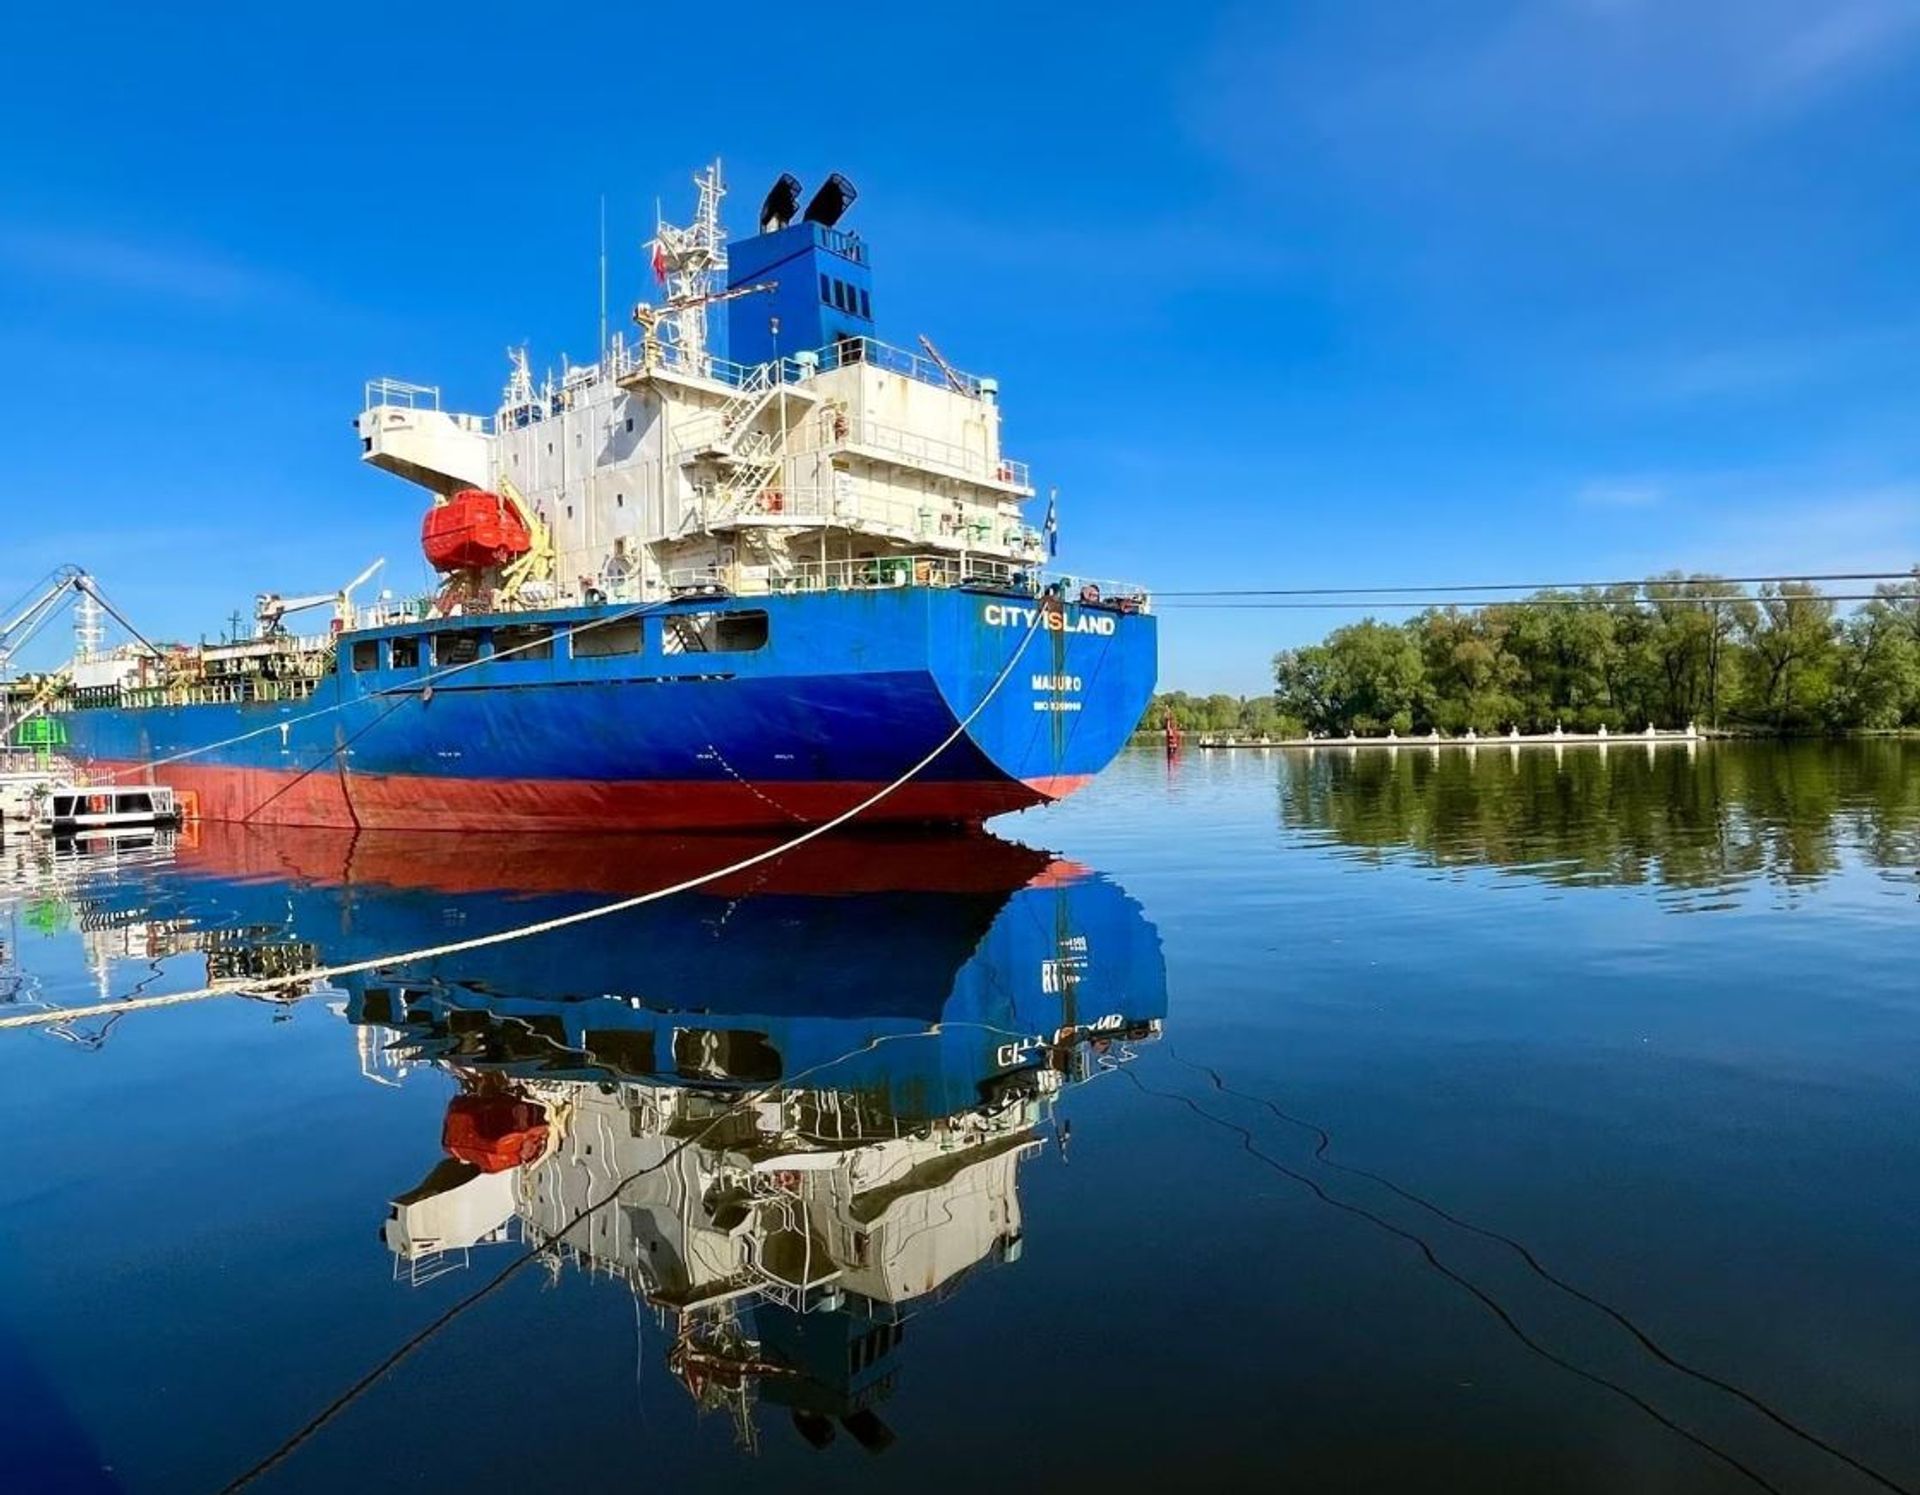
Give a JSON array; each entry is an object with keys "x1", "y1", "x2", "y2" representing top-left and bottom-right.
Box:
[{"x1": 1144, "y1": 573, "x2": 1920, "y2": 737}]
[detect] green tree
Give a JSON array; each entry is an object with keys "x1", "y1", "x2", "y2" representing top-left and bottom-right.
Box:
[
  {"x1": 1830, "y1": 591, "x2": 1920, "y2": 728},
  {"x1": 1742, "y1": 583, "x2": 1837, "y2": 730},
  {"x1": 1413, "y1": 607, "x2": 1523, "y2": 732},
  {"x1": 1276, "y1": 619, "x2": 1428, "y2": 734}
]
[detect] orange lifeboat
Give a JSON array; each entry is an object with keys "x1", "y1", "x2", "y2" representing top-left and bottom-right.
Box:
[
  {"x1": 441, "y1": 1094, "x2": 550, "y2": 1172},
  {"x1": 421, "y1": 490, "x2": 533, "y2": 573}
]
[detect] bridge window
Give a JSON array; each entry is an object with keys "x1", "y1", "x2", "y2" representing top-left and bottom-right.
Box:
[
  {"x1": 572, "y1": 618, "x2": 642, "y2": 657},
  {"x1": 493, "y1": 623, "x2": 554, "y2": 661},
  {"x1": 820, "y1": 272, "x2": 831, "y2": 303},
  {"x1": 432, "y1": 630, "x2": 485, "y2": 668},
  {"x1": 351, "y1": 640, "x2": 379, "y2": 671},
  {"x1": 858, "y1": 287, "x2": 871, "y2": 318},
  {"x1": 390, "y1": 635, "x2": 420, "y2": 668}
]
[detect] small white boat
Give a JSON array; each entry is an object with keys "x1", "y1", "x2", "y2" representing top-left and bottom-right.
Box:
[{"x1": 41, "y1": 783, "x2": 181, "y2": 833}]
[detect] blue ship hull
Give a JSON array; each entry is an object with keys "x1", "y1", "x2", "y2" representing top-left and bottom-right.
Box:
[{"x1": 57, "y1": 586, "x2": 1155, "y2": 830}]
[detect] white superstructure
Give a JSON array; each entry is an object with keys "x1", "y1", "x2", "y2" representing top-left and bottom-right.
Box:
[{"x1": 357, "y1": 162, "x2": 1046, "y2": 608}]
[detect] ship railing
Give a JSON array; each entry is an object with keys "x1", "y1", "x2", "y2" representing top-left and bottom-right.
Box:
[
  {"x1": 777, "y1": 554, "x2": 1040, "y2": 596},
  {"x1": 638, "y1": 336, "x2": 986, "y2": 399},
  {"x1": 1049, "y1": 572, "x2": 1153, "y2": 612},
  {"x1": 108, "y1": 677, "x2": 325, "y2": 710},
  {"x1": 669, "y1": 556, "x2": 1149, "y2": 610},
  {"x1": 372, "y1": 559, "x2": 1146, "y2": 613},
  {"x1": 816, "y1": 226, "x2": 867, "y2": 263},
  {"x1": 364, "y1": 377, "x2": 440, "y2": 411},
  {"x1": 366, "y1": 377, "x2": 496, "y2": 434},
  {"x1": 790, "y1": 412, "x2": 1031, "y2": 489},
  {"x1": 699, "y1": 483, "x2": 1043, "y2": 554},
  {"x1": 812, "y1": 336, "x2": 983, "y2": 395}
]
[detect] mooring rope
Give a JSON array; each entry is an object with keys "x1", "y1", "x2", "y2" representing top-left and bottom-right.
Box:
[{"x1": 0, "y1": 606, "x2": 1049, "y2": 1033}]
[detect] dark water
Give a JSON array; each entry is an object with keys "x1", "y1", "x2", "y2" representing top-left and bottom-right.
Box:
[{"x1": 1, "y1": 741, "x2": 1916, "y2": 1494}]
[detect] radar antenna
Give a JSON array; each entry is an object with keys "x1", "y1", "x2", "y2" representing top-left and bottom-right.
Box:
[{"x1": 649, "y1": 160, "x2": 728, "y2": 370}]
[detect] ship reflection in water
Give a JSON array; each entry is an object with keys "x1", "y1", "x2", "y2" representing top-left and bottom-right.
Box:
[{"x1": 154, "y1": 822, "x2": 1167, "y2": 1455}]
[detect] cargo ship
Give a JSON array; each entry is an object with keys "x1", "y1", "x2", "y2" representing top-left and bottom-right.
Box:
[{"x1": 13, "y1": 164, "x2": 1155, "y2": 831}]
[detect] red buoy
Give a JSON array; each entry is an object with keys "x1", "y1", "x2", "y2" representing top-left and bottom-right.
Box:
[{"x1": 421, "y1": 490, "x2": 532, "y2": 573}]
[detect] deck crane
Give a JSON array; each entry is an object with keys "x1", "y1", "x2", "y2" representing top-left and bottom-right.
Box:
[
  {"x1": 631, "y1": 280, "x2": 777, "y2": 371},
  {"x1": 253, "y1": 556, "x2": 387, "y2": 639},
  {"x1": 492, "y1": 476, "x2": 553, "y2": 600},
  {"x1": 916, "y1": 334, "x2": 971, "y2": 395}
]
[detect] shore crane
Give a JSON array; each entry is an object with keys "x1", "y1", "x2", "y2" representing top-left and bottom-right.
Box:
[
  {"x1": 0, "y1": 568, "x2": 159, "y2": 678},
  {"x1": 0, "y1": 567, "x2": 87, "y2": 679}
]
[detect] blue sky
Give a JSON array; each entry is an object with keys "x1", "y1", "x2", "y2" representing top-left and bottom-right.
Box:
[{"x1": 4, "y1": 0, "x2": 1919, "y2": 692}]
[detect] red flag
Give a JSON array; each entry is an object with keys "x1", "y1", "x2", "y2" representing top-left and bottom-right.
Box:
[{"x1": 650, "y1": 239, "x2": 667, "y2": 284}]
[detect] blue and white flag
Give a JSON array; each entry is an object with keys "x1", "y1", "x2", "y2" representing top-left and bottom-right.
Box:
[{"x1": 1044, "y1": 488, "x2": 1059, "y2": 556}]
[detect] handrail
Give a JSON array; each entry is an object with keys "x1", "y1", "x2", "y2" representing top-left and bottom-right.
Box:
[
  {"x1": 626, "y1": 335, "x2": 987, "y2": 399},
  {"x1": 353, "y1": 557, "x2": 1149, "y2": 615},
  {"x1": 793, "y1": 411, "x2": 1031, "y2": 489},
  {"x1": 364, "y1": 377, "x2": 440, "y2": 411}
]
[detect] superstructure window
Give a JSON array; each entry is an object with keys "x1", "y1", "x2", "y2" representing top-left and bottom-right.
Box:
[
  {"x1": 432, "y1": 630, "x2": 486, "y2": 668},
  {"x1": 820, "y1": 272, "x2": 831, "y2": 302},
  {"x1": 350, "y1": 640, "x2": 379, "y2": 671},
  {"x1": 493, "y1": 623, "x2": 554, "y2": 661},
  {"x1": 664, "y1": 609, "x2": 769, "y2": 655},
  {"x1": 858, "y1": 287, "x2": 871, "y2": 318},
  {"x1": 832, "y1": 280, "x2": 847, "y2": 310},
  {"x1": 572, "y1": 619, "x2": 642, "y2": 657},
  {"x1": 390, "y1": 635, "x2": 420, "y2": 668}
]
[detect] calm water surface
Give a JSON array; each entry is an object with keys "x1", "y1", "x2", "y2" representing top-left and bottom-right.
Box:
[{"x1": 1, "y1": 742, "x2": 1916, "y2": 1493}]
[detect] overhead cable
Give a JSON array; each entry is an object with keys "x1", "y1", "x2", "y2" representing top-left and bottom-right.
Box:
[{"x1": 1155, "y1": 570, "x2": 1918, "y2": 599}]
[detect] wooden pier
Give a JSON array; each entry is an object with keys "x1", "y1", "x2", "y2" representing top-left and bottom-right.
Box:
[{"x1": 1196, "y1": 726, "x2": 1702, "y2": 750}]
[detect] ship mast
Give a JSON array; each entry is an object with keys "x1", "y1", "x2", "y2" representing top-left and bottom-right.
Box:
[{"x1": 651, "y1": 160, "x2": 728, "y2": 371}]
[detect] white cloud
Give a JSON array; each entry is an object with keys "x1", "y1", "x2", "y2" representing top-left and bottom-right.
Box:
[
  {"x1": 1577, "y1": 478, "x2": 1665, "y2": 508},
  {"x1": 1188, "y1": 0, "x2": 1920, "y2": 178},
  {"x1": 1760, "y1": 1, "x2": 1920, "y2": 98},
  {"x1": 0, "y1": 226, "x2": 286, "y2": 306},
  {"x1": 1607, "y1": 323, "x2": 1920, "y2": 406},
  {"x1": 1575, "y1": 469, "x2": 1920, "y2": 577}
]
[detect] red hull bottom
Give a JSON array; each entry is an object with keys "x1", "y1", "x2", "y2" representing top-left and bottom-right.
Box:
[{"x1": 87, "y1": 761, "x2": 1093, "y2": 832}]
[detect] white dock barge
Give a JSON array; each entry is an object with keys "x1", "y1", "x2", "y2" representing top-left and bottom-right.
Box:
[{"x1": 42, "y1": 784, "x2": 181, "y2": 833}]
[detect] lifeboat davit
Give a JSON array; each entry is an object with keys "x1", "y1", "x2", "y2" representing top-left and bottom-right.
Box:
[
  {"x1": 442, "y1": 1095, "x2": 550, "y2": 1172},
  {"x1": 421, "y1": 489, "x2": 532, "y2": 573}
]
